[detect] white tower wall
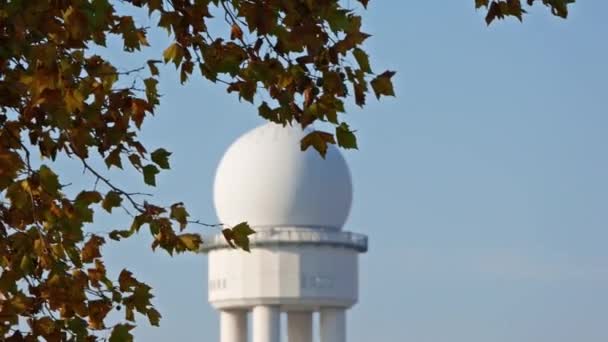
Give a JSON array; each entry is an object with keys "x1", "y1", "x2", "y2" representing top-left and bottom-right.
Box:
[{"x1": 208, "y1": 244, "x2": 359, "y2": 310}]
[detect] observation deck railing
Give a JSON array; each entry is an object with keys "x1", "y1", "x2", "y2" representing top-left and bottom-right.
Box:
[{"x1": 199, "y1": 227, "x2": 368, "y2": 253}]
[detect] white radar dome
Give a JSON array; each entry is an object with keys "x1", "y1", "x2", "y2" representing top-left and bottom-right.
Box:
[{"x1": 213, "y1": 122, "x2": 353, "y2": 230}]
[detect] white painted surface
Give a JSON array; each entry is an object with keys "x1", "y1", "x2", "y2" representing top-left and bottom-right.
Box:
[
  {"x1": 219, "y1": 310, "x2": 247, "y2": 342},
  {"x1": 320, "y1": 308, "x2": 346, "y2": 342},
  {"x1": 287, "y1": 311, "x2": 313, "y2": 342},
  {"x1": 208, "y1": 244, "x2": 359, "y2": 310},
  {"x1": 252, "y1": 305, "x2": 280, "y2": 342},
  {"x1": 213, "y1": 123, "x2": 352, "y2": 230}
]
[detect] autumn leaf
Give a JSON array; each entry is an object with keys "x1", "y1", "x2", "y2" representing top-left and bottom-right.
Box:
[
  {"x1": 170, "y1": 203, "x2": 189, "y2": 230},
  {"x1": 336, "y1": 123, "x2": 358, "y2": 149},
  {"x1": 39, "y1": 165, "x2": 60, "y2": 195},
  {"x1": 476, "y1": 0, "x2": 490, "y2": 8},
  {"x1": 147, "y1": 308, "x2": 162, "y2": 326},
  {"x1": 230, "y1": 24, "x2": 243, "y2": 40},
  {"x1": 163, "y1": 42, "x2": 184, "y2": 68},
  {"x1": 102, "y1": 191, "x2": 123, "y2": 213},
  {"x1": 232, "y1": 222, "x2": 255, "y2": 252},
  {"x1": 118, "y1": 269, "x2": 138, "y2": 291},
  {"x1": 82, "y1": 235, "x2": 105, "y2": 263},
  {"x1": 353, "y1": 48, "x2": 372, "y2": 73},
  {"x1": 178, "y1": 233, "x2": 202, "y2": 251},
  {"x1": 147, "y1": 59, "x2": 161, "y2": 76},
  {"x1": 105, "y1": 148, "x2": 123, "y2": 169},
  {"x1": 370, "y1": 71, "x2": 396, "y2": 99},
  {"x1": 300, "y1": 131, "x2": 336, "y2": 158},
  {"x1": 109, "y1": 323, "x2": 134, "y2": 342}
]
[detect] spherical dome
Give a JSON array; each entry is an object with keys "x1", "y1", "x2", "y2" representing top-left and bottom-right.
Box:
[{"x1": 213, "y1": 123, "x2": 352, "y2": 230}]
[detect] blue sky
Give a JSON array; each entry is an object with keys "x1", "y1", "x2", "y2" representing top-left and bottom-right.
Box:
[{"x1": 54, "y1": 1, "x2": 608, "y2": 341}]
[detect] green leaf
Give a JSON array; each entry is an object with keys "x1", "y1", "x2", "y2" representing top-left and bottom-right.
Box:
[
  {"x1": 370, "y1": 70, "x2": 396, "y2": 99},
  {"x1": 353, "y1": 48, "x2": 372, "y2": 73},
  {"x1": 233, "y1": 222, "x2": 255, "y2": 236},
  {"x1": 144, "y1": 77, "x2": 159, "y2": 106},
  {"x1": 75, "y1": 191, "x2": 103, "y2": 205},
  {"x1": 109, "y1": 324, "x2": 134, "y2": 342},
  {"x1": 147, "y1": 59, "x2": 161, "y2": 76},
  {"x1": 232, "y1": 222, "x2": 256, "y2": 252},
  {"x1": 142, "y1": 164, "x2": 159, "y2": 186},
  {"x1": 222, "y1": 229, "x2": 237, "y2": 249},
  {"x1": 102, "y1": 191, "x2": 123, "y2": 213},
  {"x1": 20, "y1": 254, "x2": 33, "y2": 273},
  {"x1": 151, "y1": 148, "x2": 171, "y2": 169},
  {"x1": 67, "y1": 318, "x2": 88, "y2": 338},
  {"x1": 131, "y1": 214, "x2": 148, "y2": 232},
  {"x1": 105, "y1": 148, "x2": 123, "y2": 169},
  {"x1": 170, "y1": 203, "x2": 189, "y2": 230},
  {"x1": 336, "y1": 123, "x2": 358, "y2": 149},
  {"x1": 39, "y1": 165, "x2": 60, "y2": 195},
  {"x1": 109, "y1": 229, "x2": 133, "y2": 241},
  {"x1": 300, "y1": 131, "x2": 336, "y2": 158}
]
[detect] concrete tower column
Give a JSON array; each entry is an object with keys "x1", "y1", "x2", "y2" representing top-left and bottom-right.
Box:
[
  {"x1": 320, "y1": 308, "x2": 346, "y2": 342},
  {"x1": 220, "y1": 310, "x2": 247, "y2": 342},
  {"x1": 287, "y1": 311, "x2": 313, "y2": 342},
  {"x1": 252, "y1": 305, "x2": 280, "y2": 342}
]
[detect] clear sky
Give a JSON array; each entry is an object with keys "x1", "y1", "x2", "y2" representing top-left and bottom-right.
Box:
[{"x1": 53, "y1": 1, "x2": 608, "y2": 341}]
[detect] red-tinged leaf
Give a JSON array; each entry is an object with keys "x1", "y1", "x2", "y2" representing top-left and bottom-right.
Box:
[
  {"x1": 358, "y1": 0, "x2": 370, "y2": 8},
  {"x1": 222, "y1": 229, "x2": 237, "y2": 249},
  {"x1": 118, "y1": 269, "x2": 138, "y2": 291},
  {"x1": 82, "y1": 235, "x2": 105, "y2": 263},
  {"x1": 230, "y1": 24, "x2": 243, "y2": 40},
  {"x1": 476, "y1": 0, "x2": 490, "y2": 8}
]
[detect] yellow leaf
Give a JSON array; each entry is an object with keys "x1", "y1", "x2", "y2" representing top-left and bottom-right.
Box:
[{"x1": 65, "y1": 89, "x2": 84, "y2": 113}]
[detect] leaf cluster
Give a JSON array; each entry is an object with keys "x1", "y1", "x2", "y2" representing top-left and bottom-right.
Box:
[{"x1": 476, "y1": 0, "x2": 575, "y2": 24}]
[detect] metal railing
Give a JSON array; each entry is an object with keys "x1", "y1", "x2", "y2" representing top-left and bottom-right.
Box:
[{"x1": 199, "y1": 227, "x2": 368, "y2": 253}]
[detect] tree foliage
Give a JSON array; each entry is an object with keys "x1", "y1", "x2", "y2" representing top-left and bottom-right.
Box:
[
  {"x1": 477, "y1": 0, "x2": 575, "y2": 24},
  {"x1": 0, "y1": 0, "x2": 573, "y2": 340}
]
